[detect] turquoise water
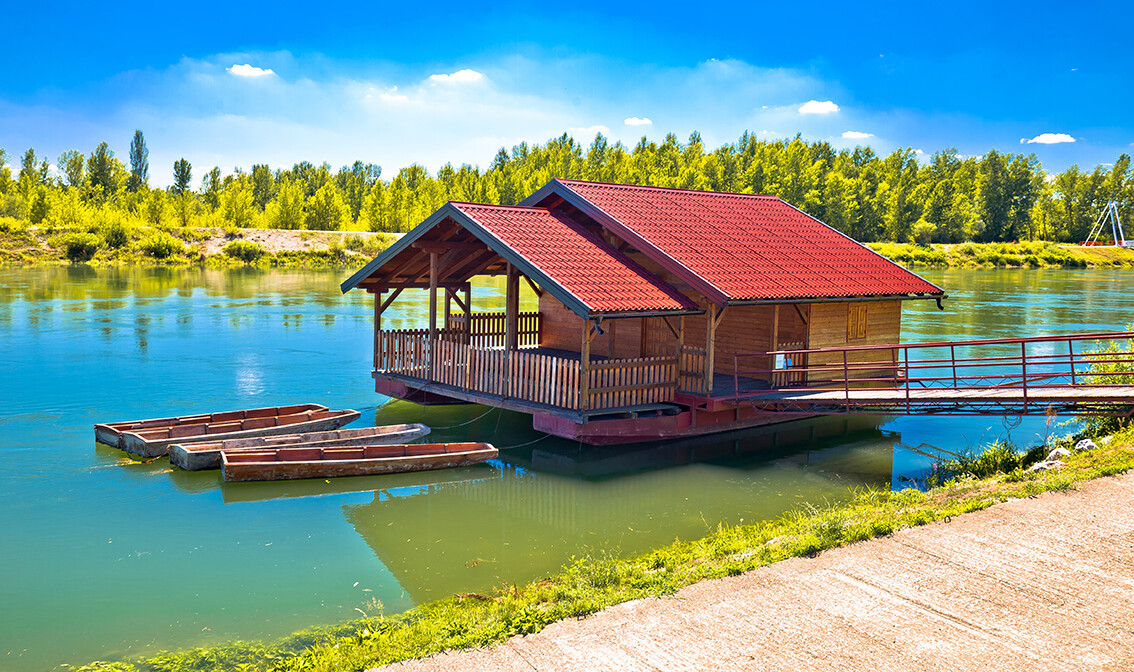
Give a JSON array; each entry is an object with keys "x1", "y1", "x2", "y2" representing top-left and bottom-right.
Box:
[{"x1": 1, "y1": 266, "x2": 1132, "y2": 670}]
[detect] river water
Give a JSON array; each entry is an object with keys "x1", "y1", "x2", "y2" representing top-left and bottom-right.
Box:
[{"x1": 1, "y1": 266, "x2": 1131, "y2": 670}]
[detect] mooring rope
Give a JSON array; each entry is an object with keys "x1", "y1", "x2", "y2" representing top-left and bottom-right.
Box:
[
  {"x1": 497, "y1": 432, "x2": 555, "y2": 450},
  {"x1": 430, "y1": 406, "x2": 500, "y2": 430}
]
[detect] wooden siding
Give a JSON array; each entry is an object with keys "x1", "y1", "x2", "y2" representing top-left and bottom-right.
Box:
[
  {"x1": 538, "y1": 293, "x2": 646, "y2": 359},
  {"x1": 807, "y1": 301, "x2": 902, "y2": 384},
  {"x1": 680, "y1": 304, "x2": 809, "y2": 376}
]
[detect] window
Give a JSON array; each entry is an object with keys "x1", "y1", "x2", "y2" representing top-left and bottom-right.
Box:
[{"x1": 847, "y1": 304, "x2": 867, "y2": 340}]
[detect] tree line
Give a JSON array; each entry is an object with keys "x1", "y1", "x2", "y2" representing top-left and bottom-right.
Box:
[{"x1": 1, "y1": 130, "x2": 1131, "y2": 244}]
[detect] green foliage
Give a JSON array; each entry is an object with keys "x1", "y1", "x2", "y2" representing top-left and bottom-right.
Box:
[
  {"x1": 63, "y1": 231, "x2": 102, "y2": 261},
  {"x1": 267, "y1": 180, "x2": 306, "y2": 229},
  {"x1": 128, "y1": 130, "x2": 148, "y2": 192},
  {"x1": 1083, "y1": 336, "x2": 1134, "y2": 436},
  {"x1": 100, "y1": 217, "x2": 134, "y2": 249},
  {"x1": 138, "y1": 230, "x2": 184, "y2": 258},
  {"x1": 304, "y1": 182, "x2": 349, "y2": 230},
  {"x1": 224, "y1": 239, "x2": 268, "y2": 262},
  {"x1": 172, "y1": 159, "x2": 192, "y2": 195}
]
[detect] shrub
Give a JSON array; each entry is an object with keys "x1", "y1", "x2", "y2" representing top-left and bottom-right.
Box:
[
  {"x1": 100, "y1": 219, "x2": 133, "y2": 248},
  {"x1": 224, "y1": 239, "x2": 267, "y2": 262},
  {"x1": 138, "y1": 230, "x2": 184, "y2": 258},
  {"x1": 63, "y1": 232, "x2": 102, "y2": 262}
]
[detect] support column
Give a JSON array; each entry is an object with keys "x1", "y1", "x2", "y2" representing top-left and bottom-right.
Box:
[
  {"x1": 505, "y1": 263, "x2": 520, "y2": 351},
  {"x1": 675, "y1": 315, "x2": 685, "y2": 391},
  {"x1": 579, "y1": 321, "x2": 592, "y2": 411},
  {"x1": 444, "y1": 288, "x2": 452, "y2": 336},
  {"x1": 770, "y1": 304, "x2": 780, "y2": 385},
  {"x1": 463, "y1": 285, "x2": 472, "y2": 345},
  {"x1": 705, "y1": 304, "x2": 719, "y2": 394},
  {"x1": 427, "y1": 252, "x2": 438, "y2": 380},
  {"x1": 373, "y1": 291, "x2": 382, "y2": 370}
]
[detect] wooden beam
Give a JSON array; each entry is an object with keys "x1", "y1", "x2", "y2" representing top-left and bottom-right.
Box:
[
  {"x1": 579, "y1": 320, "x2": 591, "y2": 411},
  {"x1": 661, "y1": 316, "x2": 680, "y2": 339},
  {"x1": 427, "y1": 251, "x2": 438, "y2": 380},
  {"x1": 448, "y1": 287, "x2": 469, "y2": 315},
  {"x1": 705, "y1": 305, "x2": 720, "y2": 394},
  {"x1": 462, "y1": 285, "x2": 472, "y2": 345},
  {"x1": 793, "y1": 303, "x2": 809, "y2": 325},
  {"x1": 411, "y1": 240, "x2": 488, "y2": 252},
  {"x1": 523, "y1": 275, "x2": 544, "y2": 297},
  {"x1": 505, "y1": 263, "x2": 519, "y2": 351},
  {"x1": 441, "y1": 248, "x2": 500, "y2": 284},
  {"x1": 676, "y1": 315, "x2": 686, "y2": 392},
  {"x1": 379, "y1": 286, "x2": 404, "y2": 313},
  {"x1": 771, "y1": 304, "x2": 780, "y2": 352},
  {"x1": 373, "y1": 292, "x2": 381, "y2": 370}
]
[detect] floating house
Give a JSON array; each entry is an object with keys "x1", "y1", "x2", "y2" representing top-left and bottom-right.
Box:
[{"x1": 341, "y1": 180, "x2": 946, "y2": 444}]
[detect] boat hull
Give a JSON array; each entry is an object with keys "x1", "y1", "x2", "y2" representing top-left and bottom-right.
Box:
[
  {"x1": 94, "y1": 404, "x2": 328, "y2": 448},
  {"x1": 117, "y1": 409, "x2": 360, "y2": 458},
  {"x1": 221, "y1": 443, "x2": 497, "y2": 482},
  {"x1": 170, "y1": 423, "x2": 431, "y2": 470}
]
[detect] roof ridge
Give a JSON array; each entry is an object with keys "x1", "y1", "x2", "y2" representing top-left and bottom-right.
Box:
[
  {"x1": 450, "y1": 201, "x2": 550, "y2": 211},
  {"x1": 556, "y1": 178, "x2": 778, "y2": 199}
]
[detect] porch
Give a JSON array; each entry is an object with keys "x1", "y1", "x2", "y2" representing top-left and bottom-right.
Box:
[{"x1": 373, "y1": 312, "x2": 708, "y2": 417}]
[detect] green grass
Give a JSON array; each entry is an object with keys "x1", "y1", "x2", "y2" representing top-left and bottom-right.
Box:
[
  {"x1": 65, "y1": 428, "x2": 1134, "y2": 672},
  {"x1": 867, "y1": 241, "x2": 1133, "y2": 268}
]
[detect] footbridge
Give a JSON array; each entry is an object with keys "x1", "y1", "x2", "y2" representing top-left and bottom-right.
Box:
[{"x1": 731, "y1": 331, "x2": 1134, "y2": 417}]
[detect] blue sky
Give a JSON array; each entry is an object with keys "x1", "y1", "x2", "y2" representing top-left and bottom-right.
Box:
[{"x1": 2, "y1": 0, "x2": 1131, "y2": 187}]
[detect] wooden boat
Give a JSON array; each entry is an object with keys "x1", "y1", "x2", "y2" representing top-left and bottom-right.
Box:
[
  {"x1": 94, "y1": 404, "x2": 361, "y2": 458},
  {"x1": 221, "y1": 442, "x2": 498, "y2": 482},
  {"x1": 169, "y1": 423, "x2": 432, "y2": 471}
]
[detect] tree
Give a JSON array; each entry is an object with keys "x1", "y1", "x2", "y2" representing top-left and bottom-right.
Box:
[
  {"x1": 127, "y1": 130, "x2": 148, "y2": 192},
  {"x1": 251, "y1": 164, "x2": 275, "y2": 209},
  {"x1": 304, "y1": 182, "x2": 349, "y2": 230},
  {"x1": 18, "y1": 148, "x2": 40, "y2": 199},
  {"x1": 58, "y1": 150, "x2": 85, "y2": 188},
  {"x1": 87, "y1": 142, "x2": 116, "y2": 197},
  {"x1": 202, "y1": 167, "x2": 222, "y2": 209},
  {"x1": 266, "y1": 179, "x2": 306, "y2": 229},
  {"x1": 172, "y1": 159, "x2": 192, "y2": 195},
  {"x1": 220, "y1": 178, "x2": 255, "y2": 227}
]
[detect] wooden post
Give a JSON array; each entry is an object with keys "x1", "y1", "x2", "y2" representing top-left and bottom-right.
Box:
[
  {"x1": 373, "y1": 291, "x2": 382, "y2": 370},
  {"x1": 505, "y1": 264, "x2": 519, "y2": 351},
  {"x1": 770, "y1": 304, "x2": 780, "y2": 385},
  {"x1": 463, "y1": 285, "x2": 472, "y2": 345},
  {"x1": 675, "y1": 315, "x2": 685, "y2": 391},
  {"x1": 444, "y1": 288, "x2": 452, "y2": 336},
  {"x1": 608, "y1": 319, "x2": 617, "y2": 358},
  {"x1": 428, "y1": 252, "x2": 438, "y2": 381},
  {"x1": 579, "y1": 320, "x2": 592, "y2": 411},
  {"x1": 705, "y1": 305, "x2": 720, "y2": 394}
]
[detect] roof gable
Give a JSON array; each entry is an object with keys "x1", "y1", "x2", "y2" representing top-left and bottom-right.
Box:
[
  {"x1": 341, "y1": 202, "x2": 697, "y2": 317},
  {"x1": 525, "y1": 179, "x2": 945, "y2": 304}
]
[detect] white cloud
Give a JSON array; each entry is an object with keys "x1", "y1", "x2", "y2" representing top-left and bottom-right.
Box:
[
  {"x1": 1021, "y1": 133, "x2": 1076, "y2": 144},
  {"x1": 841, "y1": 130, "x2": 873, "y2": 139},
  {"x1": 428, "y1": 69, "x2": 485, "y2": 84},
  {"x1": 624, "y1": 117, "x2": 652, "y2": 126},
  {"x1": 376, "y1": 86, "x2": 407, "y2": 102},
  {"x1": 570, "y1": 125, "x2": 610, "y2": 136},
  {"x1": 799, "y1": 100, "x2": 839, "y2": 114},
  {"x1": 228, "y1": 64, "x2": 275, "y2": 78}
]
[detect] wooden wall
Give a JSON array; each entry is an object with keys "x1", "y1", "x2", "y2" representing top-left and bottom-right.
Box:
[
  {"x1": 807, "y1": 301, "x2": 902, "y2": 383},
  {"x1": 538, "y1": 293, "x2": 645, "y2": 359}
]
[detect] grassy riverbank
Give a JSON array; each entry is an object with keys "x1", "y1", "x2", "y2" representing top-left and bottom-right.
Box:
[
  {"x1": 868, "y1": 241, "x2": 1134, "y2": 268},
  {"x1": 4, "y1": 216, "x2": 1134, "y2": 270},
  {"x1": 0, "y1": 218, "x2": 393, "y2": 268},
  {"x1": 67, "y1": 428, "x2": 1134, "y2": 672}
]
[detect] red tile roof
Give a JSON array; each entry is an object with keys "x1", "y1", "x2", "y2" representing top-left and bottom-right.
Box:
[
  {"x1": 554, "y1": 180, "x2": 944, "y2": 302},
  {"x1": 452, "y1": 203, "x2": 697, "y2": 314}
]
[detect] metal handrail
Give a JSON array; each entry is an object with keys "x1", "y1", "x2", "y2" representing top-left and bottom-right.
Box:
[{"x1": 729, "y1": 331, "x2": 1134, "y2": 412}]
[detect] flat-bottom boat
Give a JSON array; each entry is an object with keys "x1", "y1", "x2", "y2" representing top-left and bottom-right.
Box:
[
  {"x1": 170, "y1": 423, "x2": 432, "y2": 470},
  {"x1": 95, "y1": 404, "x2": 361, "y2": 458},
  {"x1": 221, "y1": 442, "x2": 497, "y2": 482}
]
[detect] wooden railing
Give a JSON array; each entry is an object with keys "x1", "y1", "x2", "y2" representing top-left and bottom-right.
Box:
[
  {"x1": 377, "y1": 330, "x2": 677, "y2": 412},
  {"x1": 446, "y1": 312, "x2": 540, "y2": 348},
  {"x1": 679, "y1": 347, "x2": 706, "y2": 394},
  {"x1": 587, "y1": 357, "x2": 677, "y2": 409}
]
